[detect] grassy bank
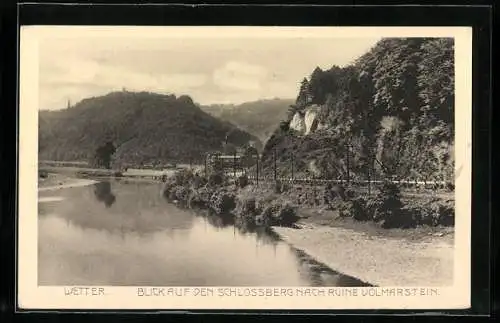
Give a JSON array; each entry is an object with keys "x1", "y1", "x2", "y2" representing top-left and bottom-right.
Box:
[
  {"x1": 161, "y1": 169, "x2": 454, "y2": 231},
  {"x1": 161, "y1": 170, "x2": 300, "y2": 228}
]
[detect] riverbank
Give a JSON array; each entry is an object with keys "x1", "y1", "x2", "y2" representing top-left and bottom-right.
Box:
[
  {"x1": 160, "y1": 169, "x2": 455, "y2": 286},
  {"x1": 273, "y1": 220, "x2": 454, "y2": 286},
  {"x1": 272, "y1": 209, "x2": 454, "y2": 286},
  {"x1": 38, "y1": 173, "x2": 98, "y2": 191}
]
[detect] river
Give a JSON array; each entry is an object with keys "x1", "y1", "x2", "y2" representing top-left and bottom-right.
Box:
[{"x1": 38, "y1": 180, "x2": 369, "y2": 287}]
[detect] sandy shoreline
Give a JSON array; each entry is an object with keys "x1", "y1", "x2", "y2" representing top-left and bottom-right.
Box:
[
  {"x1": 38, "y1": 174, "x2": 98, "y2": 192},
  {"x1": 272, "y1": 222, "x2": 454, "y2": 286}
]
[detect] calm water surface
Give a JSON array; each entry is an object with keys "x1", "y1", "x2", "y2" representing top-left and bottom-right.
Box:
[{"x1": 38, "y1": 180, "x2": 366, "y2": 286}]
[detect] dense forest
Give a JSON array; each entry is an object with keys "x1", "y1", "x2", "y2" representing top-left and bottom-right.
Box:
[
  {"x1": 261, "y1": 38, "x2": 454, "y2": 182},
  {"x1": 39, "y1": 91, "x2": 258, "y2": 167},
  {"x1": 200, "y1": 98, "x2": 294, "y2": 146}
]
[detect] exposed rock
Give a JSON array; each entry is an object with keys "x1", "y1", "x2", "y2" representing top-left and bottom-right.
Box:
[
  {"x1": 289, "y1": 112, "x2": 306, "y2": 134},
  {"x1": 308, "y1": 160, "x2": 322, "y2": 177},
  {"x1": 304, "y1": 105, "x2": 321, "y2": 135},
  {"x1": 289, "y1": 105, "x2": 322, "y2": 136}
]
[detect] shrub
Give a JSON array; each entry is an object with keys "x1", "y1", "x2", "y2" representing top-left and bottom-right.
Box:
[
  {"x1": 209, "y1": 190, "x2": 236, "y2": 214},
  {"x1": 237, "y1": 175, "x2": 249, "y2": 188},
  {"x1": 187, "y1": 187, "x2": 211, "y2": 209},
  {"x1": 436, "y1": 199, "x2": 454, "y2": 226},
  {"x1": 173, "y1": 185, "x2": 188, "y2": 202},
  {"x1": 208, "y1": 172, "x2": 224, "y2": 187},
  {"x1": 235, "y1": 196, "x2": 259, "y2": 217},
  {"x1": 257, "y1": 199, "x2": 299, "y2": 227},
  {"x1": 350, "y1": 196, "x2": 372, "y2": 221},
  {"x1": 191, "y1": 174, "x2": 208, "y2": 189},
  {"x1": 173, "y1": 169, "x2": 195, "y2": 186},
  {"x1": 405, "y1": 198, "x2": 455, "y2": 227},
  {"x1": 323, "y1": 184, "x2": 347, "y2": 209},
  {"x1": 274, "y1": 202, "x2": 299, "y2": 226},
  {"x1": 162, "y1": 182, "x2": 176, "y2": 200},
  {"x1": 372, "y1": 181, "x2": 406, "y2": 228}
]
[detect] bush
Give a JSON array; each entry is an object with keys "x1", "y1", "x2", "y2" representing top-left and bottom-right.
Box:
[
  {"x1": 237, "y1": 175, "x2": 249, "y2": 188},
  {"x1": 209, "y1": 190, "x2": 236, "y2": 214},
  {"x1": 187, "y1": 174, "x2": 206, "y2": 189},
  {"x1": 404, "y1": 198, "x2": 455, "y2": 227},
  {"x1": 162, "y1": 182, "x2": 176, "y2": 200},
  {"x1": 235, "y1": 196, "x2": 260, "y2": 217},
  {"x1": 187, "y1": 187, "x2": 211, "y2": 209},
  {"x1": 172, "y1": 185, "x2": 188, "y2": 202},
  {"x1": 173, "y1": 169, "x2": 195, "y2": 186},
  {"x1": 323, "y1": 184, "x2": 346, "y2": 209},
  {"x1": 274, "y1": 202, "x2": 299, "y2": 226},
  {"x1": 208, "y1": 172, "x2": 224, "y2": 187},
  {"x1": 257, "y1": 199, "x2": 299, "y2": 227},
  {"x1": 436, "y1": 199, "x2": 454, "y2": 226},
  {"x1": 373, "y1": 182, "x2": 406, "y2": 228}
]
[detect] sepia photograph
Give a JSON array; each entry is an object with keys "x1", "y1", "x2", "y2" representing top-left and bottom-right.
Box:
[{"x1": 18, "y1": 26, "x2": 472, "y2": 310}]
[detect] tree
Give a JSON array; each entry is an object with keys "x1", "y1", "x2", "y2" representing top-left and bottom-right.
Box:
[
  {"x1": 241, "y1": 145, "x2": 259, "y2": 168},
  {"x1": 93, "y1": 141, "x2": 116, "y2": 169},
  {"x1": 308, "y1": 67, "x2": 326, "y2": 105},
  {"x1": 296, "y1": 78, "x2": 312, "y2": 108}
]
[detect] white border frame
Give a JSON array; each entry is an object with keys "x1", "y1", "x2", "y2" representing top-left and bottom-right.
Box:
[{"x1": 18, "y1": 26, "x2": 472, "y2": 310}]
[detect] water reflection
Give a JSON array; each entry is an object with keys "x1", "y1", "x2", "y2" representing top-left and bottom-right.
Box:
[
  {"x1": 93, "y1": 182, "x2": 116, "y2": 207},
  {"x1": 38, "y1": 180, "x2": 371, "y2": 287}
]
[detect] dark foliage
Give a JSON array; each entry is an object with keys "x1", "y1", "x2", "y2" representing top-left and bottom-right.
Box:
[
  {"x1": 39, "y1": 91, "x2": 258, "y2": 166},
  {"x1": 261, "y1": 38, "x2": 454, "y2": 182}
]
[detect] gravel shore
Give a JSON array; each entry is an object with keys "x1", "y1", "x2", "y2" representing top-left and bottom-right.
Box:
[
  {"x1": 38, "y1": 173, "x2": 98, "y2": 192},
  {"x1": 273, "y1": 222, "x2": 454, "y2": 286}
]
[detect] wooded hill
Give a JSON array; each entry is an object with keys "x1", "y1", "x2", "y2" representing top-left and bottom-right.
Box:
[
  {"x1": 261, "y1": 38, "x2": 455, "y2": 182},
  {"x1": 39, "y1": 91, "x2": 259, "y2": 167},
  {"x1": 200, "y1": 98, "x2": 294, "y2": 145}
]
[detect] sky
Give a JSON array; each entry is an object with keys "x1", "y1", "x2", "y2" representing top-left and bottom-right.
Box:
[{"x1": 33, "y1": 27, "x2": 381, "y2": 110}]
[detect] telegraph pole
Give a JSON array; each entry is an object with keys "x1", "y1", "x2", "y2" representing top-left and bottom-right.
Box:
[
  {"x1": 256, "y1": 154, "x2": 259, "y2": 186},
  {"x1": 346, "y1": 143, "x2": 350, "y2": 185},
  {"x1": 233, "y1": 150, "x2": 237, "y2": 178},
  {"x1": 273, "y1": 149, "x2": 277, "y2": 182}
]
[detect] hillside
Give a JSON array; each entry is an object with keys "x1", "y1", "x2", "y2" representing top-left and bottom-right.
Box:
[
  {"x1": 200, "y1": 98, "x2": 294, "y2": 145},
  {"x1": 39, "y1": 91, "x2": 259, "y2": 167},
  {"x1": 261, "y1": 38, "x2": 454, "y2": 182}
]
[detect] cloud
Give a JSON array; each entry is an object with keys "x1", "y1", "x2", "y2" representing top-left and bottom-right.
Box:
[
  {"x1": 212, "y1": 61, "x2": 268, "y2": 92},
  {"x1": 39, "y1": 52, "x2": 208, "y2": 109},
  {"x1": 35, "y1": 32, "x2": 381, "y2": 109}
]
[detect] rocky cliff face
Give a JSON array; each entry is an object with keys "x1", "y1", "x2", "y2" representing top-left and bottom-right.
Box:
[
  {"x1": 288, "y1": 105, "x2": 321, "y2": 136},
  {"x1": 289, "y1": 111, "x2": 306, "y2": 134},
  {"x1": 304, "y1": 105, "x2": 321, "y2": 135}
]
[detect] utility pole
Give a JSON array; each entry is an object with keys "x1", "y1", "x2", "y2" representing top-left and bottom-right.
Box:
[
  {"x1": 273, "y1": 149, "x2": 277, "y2": 182},
  {"x1": 367, "y1": 160, "x2": 371, "y2": 195},
  {"x1": 256, "y1": 154, "x2": 259, "y2": 186},
  {"x1": 291, "y1": 152, "x2": 294, "y2": 182},
  {"x1": 233, "y1": 151, "x2": 237, "y2": 178},
  {"x1": 346, "y1": 143, "x2": 350, "y2": 185},
  {"x1": 204, "y1": 154, "x2": 208, "y2": 177}
]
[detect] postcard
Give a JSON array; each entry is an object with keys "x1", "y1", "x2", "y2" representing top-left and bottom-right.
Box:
[{"x1": 18, "y1": 26, "x2": 472, "y2": 310}]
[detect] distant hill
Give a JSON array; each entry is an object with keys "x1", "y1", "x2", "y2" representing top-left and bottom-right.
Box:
[
  {"x1": 39, "y1": 91, "x2": 259, "y2": 166},
  {"x1": 200, "y1": 98, "x2": 294, "y2": 144}
]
